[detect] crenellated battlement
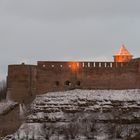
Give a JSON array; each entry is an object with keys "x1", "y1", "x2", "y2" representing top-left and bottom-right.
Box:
[
  {"x1": 6, "y1": 59, "x2": 140, "y2": 103},
  {"x1": 6, "y1": 46, "x2": 140, "y2": 103},
  {"x1": 37, "y1": 61, "x2": 138, "y2": 69}
]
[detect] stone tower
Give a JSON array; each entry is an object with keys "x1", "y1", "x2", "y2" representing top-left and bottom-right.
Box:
[{"x1": 114, "y1": 45, "x2": 133, "y2": 62}]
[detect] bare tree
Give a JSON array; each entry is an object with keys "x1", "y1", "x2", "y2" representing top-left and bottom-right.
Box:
[{"x1": 0, "y1": 80, "x2": 7, "y2": 101}]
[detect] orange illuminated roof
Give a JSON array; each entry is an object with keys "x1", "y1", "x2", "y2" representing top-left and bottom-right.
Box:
[{"x1": 115, "y1": 45, "x2": 133, "y2": 56}]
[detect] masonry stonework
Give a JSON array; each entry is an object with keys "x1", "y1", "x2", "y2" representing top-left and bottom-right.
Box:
[
  {"x1": 7, "y1": 64, "x2": 37, "y2": 103},
  {"x1": 7, "y1": 60, "x2": 140, "y2": 103},
  {"x1": 6, "y1": 46, "x2": 140, "y2": 103}
]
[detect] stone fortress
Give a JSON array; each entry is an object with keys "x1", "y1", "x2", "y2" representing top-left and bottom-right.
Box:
[{"x1": 7, "y1": 45, "x2": 140, "y2": 103}]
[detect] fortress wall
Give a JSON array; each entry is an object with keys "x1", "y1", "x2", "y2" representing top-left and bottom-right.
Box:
[
  {"x1": 78, "y1": 62, "x2": 140, "y2": 89},
  {"x1": 37, "y1": 62, "x2": 77, "y2": 94},
  {"x1": 77, "y1": 67, "x2": 139, "y2": 89},
  {"x1": 7, "y1": 64, "x2": 37, "y2": 103},
  {"x1": 7, "y1": 61, "x2": 140, "y2": 102},
  {"x1": 36, "y1": 61, "x2": 140, "y2": 95}
]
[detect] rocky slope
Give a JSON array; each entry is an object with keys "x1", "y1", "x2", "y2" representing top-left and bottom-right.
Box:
[
  {"x1": 2, "y1": 89, "x2": 140, "y2": 140},
  {"x1": 0, "y1": 100, "x2": 20, "y2": 137}
]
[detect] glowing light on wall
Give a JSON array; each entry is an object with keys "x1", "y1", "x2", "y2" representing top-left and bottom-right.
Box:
[{"x1": 68, "y1": 62, "x2": 79, "y2": 72}]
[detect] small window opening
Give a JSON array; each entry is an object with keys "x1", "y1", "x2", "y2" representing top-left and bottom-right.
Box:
[
  {"x1": 55, "y1": 81, "x2": 59, "y2": 86},
  {"x1": 76, "y1": 81, "x2": 81, "y2": 86},
  {"x1": 65, "y1": 81, "x2": 71, "y2": 86}
]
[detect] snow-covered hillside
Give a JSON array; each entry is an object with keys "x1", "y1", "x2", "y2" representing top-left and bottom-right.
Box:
[{"x1": 2, "y1": 89, "x2": 140, "y2": 140}]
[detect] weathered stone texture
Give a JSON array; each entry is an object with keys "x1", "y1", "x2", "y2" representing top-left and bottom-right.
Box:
[
  {"x1": 7, "y1": 60, "x2": 140, "y2": 102},
  {"x1": 7, "y1": 64, "x2": 37, "y2": 103}
]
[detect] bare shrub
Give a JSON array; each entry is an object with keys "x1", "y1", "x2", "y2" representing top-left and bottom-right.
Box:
[
  {"x1": 115, "y1": 124, "x2": 123, "y2": 138},
  {"x1": 125, "y1": 125, "x2": 140, "y2": 140},
  {"x1": 42, "y1": 123, "x2": 55, "y2": 140},
  {"x1": 126, "y1": 133, "x2": 140, "y2": 140},
  {"x1": 107, "y1": 123, "x2": 116, "y2": 138},
  {"x1": 108, "y1": 109, "x2": 124, "y2": 139},
  {"x1": 0, "y1": 80, "x2": 7, "y2": 101},
  {"x1": 67, "y1": 122, "x2": 79, "y2": 139},
  {"x1": 63, "y1": 122, "x2": 79, "y2": 140},
  {"x1": 81, "y1": 118, "x2": 96, "y2": 139}
]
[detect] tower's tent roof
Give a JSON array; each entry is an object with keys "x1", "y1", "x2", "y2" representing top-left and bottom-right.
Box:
[{"x1": 115, "y1": 45, "x2": 133, "y2": 56}]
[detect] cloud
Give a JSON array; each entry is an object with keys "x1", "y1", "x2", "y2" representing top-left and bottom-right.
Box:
[
  {"x1": 0, "y1": 0, "x2": 140, "y2": 79},
  {"x1": 1, "y1": 0, "x2": 140, "y2": 21}
]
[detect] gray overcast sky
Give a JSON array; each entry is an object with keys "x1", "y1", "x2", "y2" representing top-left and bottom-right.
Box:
[{"x1": 0, "y1": 0, "x2": 140, "y2": 80}]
